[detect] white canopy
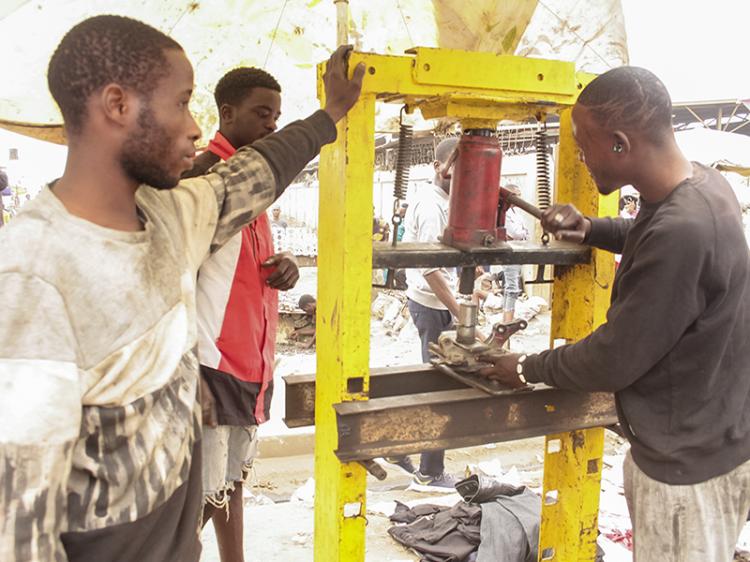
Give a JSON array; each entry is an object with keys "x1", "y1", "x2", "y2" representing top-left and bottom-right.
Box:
[
  {"x1": 676, "y1": 128, "x2": 750, "y2": 178},
  {"x1": 0, "y1": 0, "x2": 628, "y2": 143}
]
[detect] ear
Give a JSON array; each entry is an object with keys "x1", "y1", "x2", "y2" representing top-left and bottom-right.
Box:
[
  {"x1": 613, "y1": 130, "x2": 631, "y2": 154},
  {"x1": 97, "y1": 83, "x2": 138, "y2": 128},
  {"x1": 219, "y1": 104, "x2": 236, "y2": 125},
  {"x1": 433, "y1": 160, "x2": 441, "y2": 172}
]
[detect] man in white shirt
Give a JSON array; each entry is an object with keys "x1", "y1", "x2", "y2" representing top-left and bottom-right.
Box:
[
  {"x1": 389, "y1": 137, "x2": 461, "y2": 492},
  {"x1": 270, "y1": 205, "x2": 288, "y2": 250}
]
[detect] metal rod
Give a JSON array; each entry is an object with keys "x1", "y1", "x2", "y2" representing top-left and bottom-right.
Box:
[
  {"x1": 458, "y1": 266, "x2": 476, "y2": 295},
  {"x1": 500, "y1": 186, "x2": 544, "y2": 220},
  {"x1": 456, "y1": 301, "x2": 478, "y2": 326},
  {"x1": 439, "y1": 145, "x2": 460, "y2": 179},
  {"x1": 334, "y1": 0, "x2": 349, "y2": 46},
  {"x1": 725, "y1": 102, "x2": 741, "y2": 131},
  {"x1": 685, "y1": 105, "x2": 708, "y2": 129},
  {"x1": 456, "y1": 301, "x2": 478, "y2": 344}
]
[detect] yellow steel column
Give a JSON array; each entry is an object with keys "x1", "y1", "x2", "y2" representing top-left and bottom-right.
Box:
[
  {"x1": 538, "y1": 107, "x2": 617, "y2": 561},
  {"x1": 314, "y1": 88, "x2": 376, "y2": 562}
]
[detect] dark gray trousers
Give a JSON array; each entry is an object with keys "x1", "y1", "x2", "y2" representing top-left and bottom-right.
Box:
[{"x1": 407, "y1": 299, "x2": 453, "y2": 476}]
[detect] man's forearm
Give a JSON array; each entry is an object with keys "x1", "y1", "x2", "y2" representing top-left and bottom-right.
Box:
[
  {"x1": 252, "y1": 110, "x2": 337, "y2": 195},
  {"x1": 585, "y1": 216, "x2": 633, "y2": 254},
  {"x1": 424, "y1": 271, "x2": 460, "y2": 317}
]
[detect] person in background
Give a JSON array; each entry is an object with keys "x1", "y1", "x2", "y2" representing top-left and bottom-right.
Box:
[
  {"x1": 387, "y1": 137, "x2": 461, "y2": 492},
  {"x1": 499, "y1": 183, "x2": 529, "y2": 323},
  {"x1": 182, "y1": 66, "x2": 301, "y2": 562},
  {"x1": 270, "y1": 205, "x2": 289, "y2": 250},
  {"x1": 271, "y1": 205, "x2": 289, "y2": 250},
  {"x1": 290, "y1": 294, "x2": 316, "y2": 349},
  {"x1": 271, "y1": 205, "x2": 287, "y2": 229},
  {"x1": 619, "y1": 194, "x2": 639, "y2": 218},
  {"x1": 396, "y1": 202, "x2": 408, "y2": 241},
  {"x1": 372, "y1": 207, "x2": 390, "y2": 241}
]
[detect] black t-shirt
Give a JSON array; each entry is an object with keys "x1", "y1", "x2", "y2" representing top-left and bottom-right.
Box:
[{"x1": 526, "y1": 164, "x2": 750, "y2": 484}]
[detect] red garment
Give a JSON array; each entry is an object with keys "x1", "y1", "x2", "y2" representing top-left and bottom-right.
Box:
[
  {"x1": 207, "y1": 130, "x2": 235, "y2": 161},
  {"x1": 197, "y1": 131, "x2": 277, "y2": 424},
  {"x1": 604, "y1": 529, "x2": 633, "y2": 550}
]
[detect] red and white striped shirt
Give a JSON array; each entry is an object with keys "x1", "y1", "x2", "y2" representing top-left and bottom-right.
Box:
[{"x1": 195, "y1": 132, "x2": 277, "y2": 425}]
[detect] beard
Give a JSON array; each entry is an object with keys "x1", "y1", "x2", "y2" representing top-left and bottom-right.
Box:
[{"x1": 120, "y1": 104, "x2": 180, "y2": 190}]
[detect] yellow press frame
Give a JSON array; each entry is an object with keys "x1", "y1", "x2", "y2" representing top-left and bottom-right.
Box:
[{"x1": 314, "y1": 47, "x2": 617, "y2": 561}]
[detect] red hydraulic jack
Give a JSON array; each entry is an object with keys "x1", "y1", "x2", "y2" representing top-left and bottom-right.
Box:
[
  {"x1": 440, "y1": 128, "x2": 546, "y2": 293},
  {"x1": 430, "y1": 128, "x2": 532, "y2": 395},
  {"x1": 441, "y1": 129, "x2": 508, "y2": 295},
  {"x1": 442, "y1": 129, "x2": 506, "y2": 253}
]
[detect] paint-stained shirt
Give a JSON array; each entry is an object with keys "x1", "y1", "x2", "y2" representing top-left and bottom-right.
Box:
[{"x1": 0, "y1": 110, "x2": 336, "y2": 562}]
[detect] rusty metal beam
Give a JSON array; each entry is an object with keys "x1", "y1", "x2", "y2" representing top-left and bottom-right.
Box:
[
  {"x1": 285, "y1": 365, "x2": 617, "y2": 461},
  {"x1": 372, "y1": 240, "x2": 590, "y2": 269},
  {"x1": 334, "y1": 386, "x2": 616, "y2": 461},
  {"x1": 283, "y1": 364, "x2": 466, "y2": 428}
]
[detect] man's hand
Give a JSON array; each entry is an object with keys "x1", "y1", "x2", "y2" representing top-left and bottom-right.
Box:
[
  {"x1": 200, "y1": 376, "x2": 218, "y2": 428},
  {"x1": 477, "y1": 352, "x2": 527, "y2": 389},
  {"x1": 262, "y1": 251, "x2": 300, "y2": 290},
  {"x1": 323, "y1": 45, "x2": 366, "y2": 123},
  {"x1": 540, "y1": 203, "x2": 592, "y2": 244}
]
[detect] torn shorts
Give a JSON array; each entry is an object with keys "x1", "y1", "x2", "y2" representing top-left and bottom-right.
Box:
[{"x1": 202, "y1": 425, "x2": 258, "y2": 509}]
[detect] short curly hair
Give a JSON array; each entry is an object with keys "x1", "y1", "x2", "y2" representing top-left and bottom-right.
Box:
[
  {"x1": 47, "y1": 15, "x2": 182, "y2": 134},
  {"x1": 434, "y1": 137, "x2": 458, "y2": 164},
  {"x1": 577, "y1": 66, "x2": 673, "y2": 144},
  {"x1": 214, "y1": 68, "x2": 281, "y2": 109}
]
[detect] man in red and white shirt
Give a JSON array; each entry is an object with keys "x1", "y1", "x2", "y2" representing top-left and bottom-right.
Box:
[{"x1": 183, "y1": 67, "x2": 299, "y2": 562}]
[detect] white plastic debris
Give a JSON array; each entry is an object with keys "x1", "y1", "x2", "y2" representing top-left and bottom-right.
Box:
[
  {"x1": 476, "y1": 459, "x2": 504, "y2": 479},
  {"x1": 292, "y1": 532, "x2": 311, "y2": 546},
  {"x1": 514, "y1": 296, "x2": 548, "y2": 321},
  {"x1": 242, "y1": 489, "x2": 275, "y2": 506},
  {"x1": 290, "y1": 477, "x2": 316, "y2": 504}
]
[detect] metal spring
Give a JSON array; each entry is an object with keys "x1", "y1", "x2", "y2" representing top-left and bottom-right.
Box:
[
  {"x1": 535, "y1": 127, "x2": 551, "y2": 210},
  {"x1": 389, "y1": 107, "x2": 414, "y2": 250},
  {"x1": 393, "y1": 108, "x2": 413, "y2": 201}
]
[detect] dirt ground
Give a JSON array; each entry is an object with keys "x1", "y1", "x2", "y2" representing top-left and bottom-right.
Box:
[
  {"x1": 200, "y1": 436, "x2": 603, "y2": 562},
  {"x1": 200, "y1": 280, "x2": 604, "y2": 561},
  {"x1": 199, "y1": 267, "x2": 750, "y2": 561},
  {"x1": 201, "y1": 277, "x2": 562, "y2": 561}
]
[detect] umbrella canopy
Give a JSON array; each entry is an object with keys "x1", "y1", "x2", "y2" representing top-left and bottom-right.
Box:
[
  {"x1": 676, "y1": 128, "x2": 750, "y2": 177},
  {"x1": 0, "y1": 0, "x2": 627, "y2": 143}
]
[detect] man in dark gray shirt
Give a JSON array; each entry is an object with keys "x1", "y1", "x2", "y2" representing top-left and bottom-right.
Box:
[{"x1": 481, "y1": 67, "x2": 750, "y2": 561}]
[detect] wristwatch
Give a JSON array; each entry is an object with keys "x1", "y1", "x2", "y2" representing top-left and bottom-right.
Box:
[{"x1": 516, "y1": 354, "x2": 528, "y2": 384}]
